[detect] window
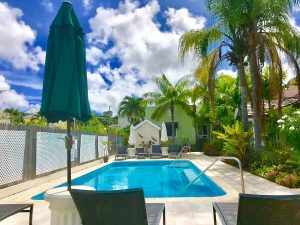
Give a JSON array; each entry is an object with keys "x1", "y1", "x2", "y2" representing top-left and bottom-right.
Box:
[{"x1": 165, "y1": 122, "x2": 178, "y2": 137}]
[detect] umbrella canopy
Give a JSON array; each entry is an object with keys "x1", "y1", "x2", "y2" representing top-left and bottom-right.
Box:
[
  {"x1": 128, "y1": 124, "x2": 136, "y2": 146},
  {"x1": 39, "y1": 1, "x2": 91, "y2": 190},
  {"x1": 40, "y1": 1, "x2": 91, "y2": 123},
  {"x1": 161, "y1": 122, "x2": 168, "y2": 142}
]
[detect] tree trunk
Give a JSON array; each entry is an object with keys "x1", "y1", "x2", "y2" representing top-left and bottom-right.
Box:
[
  {"x1": 170, "y1": 102, "x2": 175, "y2": 144},
  {"x1": 248, "y1": 32, "x2": 262, "y2": 151},
  {"x1": 237, "y1": 60, "x2": 249, "y2": 131}
]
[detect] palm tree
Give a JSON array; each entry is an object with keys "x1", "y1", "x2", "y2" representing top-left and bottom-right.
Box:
[
  {"x1": 3, "y1": 108, "x2": 25, "y2": 125},
  {"x1": 118, "y1": 96, "x2": 145, "y2": 125},
  {"x1": 232, "y1": 0, "x2": 300, "y2": 150},
  {"x1": 144, "y1": 74, "x2": 191, "y2": 143},
  {"x1": 179, "y1": 8, "x2": 250, "y2": 132}
]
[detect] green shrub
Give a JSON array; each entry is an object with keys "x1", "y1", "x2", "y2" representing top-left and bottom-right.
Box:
[
  {"x1": 213, "y1": 121, "x2": 253, "y2": 163},
  {"x1": 275, "y1": 173, "x2": 296, "y2": 188}
]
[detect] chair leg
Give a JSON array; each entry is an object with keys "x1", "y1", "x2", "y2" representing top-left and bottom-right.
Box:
[
  {"x1": 213, "y1": 207, "x2": 217, "y2": 225},
  {"x1": 163, "y1": 207, "x2": 166, "y2": 225},
  {"x1": 29, "y1": 205, "x2": 33, "y2": 225}
]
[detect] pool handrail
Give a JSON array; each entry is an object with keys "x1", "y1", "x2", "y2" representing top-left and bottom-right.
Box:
[
  {"x1": 177, "y1": 156, "x2": 245, "y2": 195},
  {"x1": 169, "y1": 146, "x2": 191, "y2": 167}
]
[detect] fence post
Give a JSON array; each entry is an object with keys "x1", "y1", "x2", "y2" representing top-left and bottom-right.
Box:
[
  {"x1": 23, "y1": 127, "x2": 37, "y2": 180},
  {"x1": 95, "y1": 135, "x2": 99, "y2": 159}
]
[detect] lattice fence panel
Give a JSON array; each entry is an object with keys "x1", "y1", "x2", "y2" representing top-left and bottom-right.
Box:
[
  {"x1": 98, "y1": 136, "x2": 108, "y2": 158},
  {"x1": 36, "y1": 132, "x2": 69, "y2": 175},
  {"x1": 0, "y1": 130, "x2": 26, "y2": 185},
  {"x1": 80, "y1": 135, "x2": 96, "y2": 163}
]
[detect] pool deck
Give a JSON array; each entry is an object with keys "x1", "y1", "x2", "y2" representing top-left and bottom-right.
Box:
[{"x1": 0, "y1": 153, "x2": 299, "y2": 225}]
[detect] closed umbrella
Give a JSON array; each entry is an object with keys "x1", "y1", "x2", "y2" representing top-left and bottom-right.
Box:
[
  {"x1": 161, "y1": 122, "x2": 168, "y2": 142},
  {"x1": 128, "y1": 124, "x2": 135, "y2": 146},
  {"x1": 40, "y1": 1, "x2": 91, "y2": 190}
]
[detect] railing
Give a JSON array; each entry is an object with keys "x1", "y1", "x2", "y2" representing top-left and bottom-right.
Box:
[
  {"x1": 177, "y1": 156, "x2": 245, "y2": 195},
  {"x1": 169, "y1": 146, "x2": 191, "y2": 168}
]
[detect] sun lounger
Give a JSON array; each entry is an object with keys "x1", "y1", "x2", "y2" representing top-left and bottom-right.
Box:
[
  {"x1": 70, "y1": 188, "x2": 165, "y2": 225},
  {"x1": 0, "y1": 204, "x2": 33, "y2": 225},
  {"x1": 213, "y1": 194, "x2": 300, "y2": 225},
  {"x1": 136, "y1": 147, "x2": 149, "y2": 159},
  {"x1": 115, "y1": 146, "x2": 127, "y2": 160},
  {"x1": 168, "y1": 144, "x2": 180, "y2": 158},
  {"x1": 150, "y1": 145, "x2": 162, "y2": 159}
]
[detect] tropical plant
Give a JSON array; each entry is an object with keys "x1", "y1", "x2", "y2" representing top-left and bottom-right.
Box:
[
  {"x1": 179, "y1": 2, "x2": 250, "y2": 133},
  {"x1": 26, "y1": 113, "x2": 48, "y2": 127},
  {"x1": 144, "y1": 74, "x2": 191, "y2": 143},
  {"x1": 277, "y1": 110, "x2": 300, "y2": 150},
  {"x1": 3, "y1": 108, "x2": 25, "y2": 125},
  {"x1": 76, "y1": 114, "x2": 107, "y2": 133},
  {"x1": 213, "y1": 121, "x2": 253, "y2": 164},
  {"x1": 118, "y1": 96, "x2": 145, "y2": 125}
]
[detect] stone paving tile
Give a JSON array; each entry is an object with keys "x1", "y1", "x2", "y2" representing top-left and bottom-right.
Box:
[{"x1": 0, "y1": 153, "x2": 299, "y2": 225}]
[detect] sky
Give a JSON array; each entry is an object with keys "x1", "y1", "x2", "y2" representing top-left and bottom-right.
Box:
[{"x1": 0, "y1": 0, "x2": 300, "y2": 115}]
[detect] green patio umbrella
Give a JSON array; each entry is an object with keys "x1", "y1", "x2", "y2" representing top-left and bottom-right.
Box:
[{"x1": 40, "y1": 1, "x2": 91, "y2": 190}]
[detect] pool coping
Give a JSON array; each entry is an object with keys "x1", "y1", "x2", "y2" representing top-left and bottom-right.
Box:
[{"x1": 1, "y1": 153, "x2": 298, "y2": 205}]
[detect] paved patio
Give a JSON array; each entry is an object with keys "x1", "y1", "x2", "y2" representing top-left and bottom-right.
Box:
[{"x1": 0, "y1": 153, "x2": 299, "y2": 225}]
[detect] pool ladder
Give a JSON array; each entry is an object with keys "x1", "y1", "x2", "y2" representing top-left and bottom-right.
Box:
[{"x1": 177, "y1": 156, "x2": 245, "y2": 195}]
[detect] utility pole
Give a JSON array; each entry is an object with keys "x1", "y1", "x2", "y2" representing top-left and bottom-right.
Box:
[{"x1": 108, "y1": 105, "x2": 111, "y2": 128}]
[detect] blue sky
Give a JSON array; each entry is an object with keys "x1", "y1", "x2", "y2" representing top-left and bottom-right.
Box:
[{"x1": 0, "y1": 0, "x2": 299, "y2": 114}]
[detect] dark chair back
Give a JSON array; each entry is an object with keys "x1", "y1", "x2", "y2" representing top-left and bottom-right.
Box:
[
  {"x1": 136, "y1": 147, "x2": 145, "y2": 154},
  {"x1": 70, "y1": 188, "x2": 148, "y2": 225},
  {"x1": 236, "y1": 194, "x2": 300, "y2": 225},
  {"x1": 169, "y1": 144, "x2": 178, "y2": 153},
  {"x1": 152, "y1": 145, "x2": 162, "y2": 154},
  {"x1": 117, "y1": 146, "x2": 127, "y2": 154}
]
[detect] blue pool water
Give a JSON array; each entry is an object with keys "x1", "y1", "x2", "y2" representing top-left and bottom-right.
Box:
[{"x1": 32, "y1": 160, "x2": 226, "y2": 200}]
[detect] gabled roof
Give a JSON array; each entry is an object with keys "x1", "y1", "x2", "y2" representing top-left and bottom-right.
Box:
[{"x1": 134, "y1": 119, "x2": 161, "y2": 130}]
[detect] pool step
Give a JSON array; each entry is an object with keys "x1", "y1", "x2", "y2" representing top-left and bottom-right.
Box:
[{"x1": 181, "y1": 169, "x2": 205, "y2": 186}]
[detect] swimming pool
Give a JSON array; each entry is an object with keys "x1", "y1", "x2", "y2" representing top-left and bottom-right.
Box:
[{"x1": 32, "y1": 160, "x2": 226, "y2": 200}]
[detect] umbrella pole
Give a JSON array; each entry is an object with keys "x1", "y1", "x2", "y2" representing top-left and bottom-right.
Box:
[{"x1": 66, "y1": 118, "x2": 72, "y2": 190}]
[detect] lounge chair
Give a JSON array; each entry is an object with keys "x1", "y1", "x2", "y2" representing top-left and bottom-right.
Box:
[
  {"x1": 213, "y1": 193, "x2": 300, "y2": 225},
  {"x1": 115, "y1": 146, "x2": 127, "y2": 160},
  {"x1": 136, "y1": 147, "x2": 148, "y2": 159},
  {"x1": 150, "y1": 145, "x2": 162, "y2": 159},
  {"x1": 70, "y1": 188, "x2": 165, "y2": 225},
  {"x1": 168, "y1": 144, "x2": 180, "y2": 158},
  {"x1": 0, "y1": 204, "x2": 33, "y2": 225}
]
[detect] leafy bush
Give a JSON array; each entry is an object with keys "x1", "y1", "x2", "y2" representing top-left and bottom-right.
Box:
[
  {"x1": 275, "y1": 174, "x2": 297, "y2": 188},
  {"x1": 213, "y1": 121, "x2": 253, "y2": 163},
  {"x1": 277, "y1": 109, "x2": 300, "y2": 150}
]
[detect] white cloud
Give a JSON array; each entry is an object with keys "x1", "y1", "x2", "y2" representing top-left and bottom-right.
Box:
[
  {"x1": 0, "y1": 75, "x2": 29, "y2": 111},
  {"x1": 0, "y1": 2, "x2": 45, "y2": 71},
  {"x1": 217, "y1": 69, "x2": 237, "y2": 78},
  {"x1": 166, "y1": 8, "x2": 206, "y2": 34},
  {"x1": 86, "y1": 0, "x2": 206, "y2": 113},
  {"x1": 83, "y1": 0, "x2": 93, "y2": 14},
  {"x1": 41, "y1": 0, "x2": 54, "y2": 12}
]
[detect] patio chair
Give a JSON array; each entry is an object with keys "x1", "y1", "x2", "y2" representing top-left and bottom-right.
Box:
[
  {"x1": 115, "y1": 146, "x2": 127, "y2": 160},
  {"x1": 0, "y1": 204, "x2": 33, "y2": 225},
  {"x1": 69, "y1": 188, "x2": 165, "y2": 225},
  {"x1": 136, "y1": 147, "x2": 149, "y2": 159},
  {"x1": 213, "y1": 193, "x2": 300, "y2": 225},
  {"x1": 150, "y1": 145, "x2": 162, "y2": 159},
  {"x1": 168, "y1": 144, "x2": 180, "y2": 158}
]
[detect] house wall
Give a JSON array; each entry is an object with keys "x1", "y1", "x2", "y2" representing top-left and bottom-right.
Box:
[
  {"x1": 134, "y1": 123, "x2": 160, "y2": 152},
  {"x1": 145, "y1": 106, "x2": 196, "y2": 146}
]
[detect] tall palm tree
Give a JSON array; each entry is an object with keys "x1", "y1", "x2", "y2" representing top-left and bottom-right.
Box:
[
  {"x1": 179, "y1": 8, "x2": 250, "y2": 132},
  {"x1": 118, "y1": 96, "x2": 145, "y2": 125},
  {"x1": 231, "y1": 0, "x2": 300, "y2": 150},
  {"x1": 144, "y1": 74, "x2": 191, "y2": 143}
]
